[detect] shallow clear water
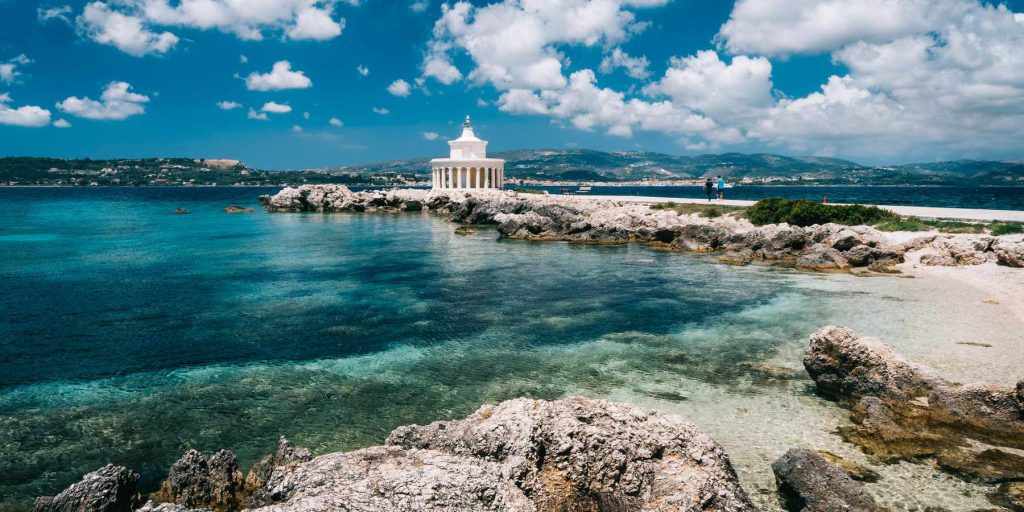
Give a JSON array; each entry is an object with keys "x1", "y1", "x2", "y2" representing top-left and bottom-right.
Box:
[{"x1": 0, "y1": 188, "x2": 1014, "y2": 511}]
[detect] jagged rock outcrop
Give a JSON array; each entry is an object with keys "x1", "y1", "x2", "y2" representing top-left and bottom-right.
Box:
[
  {"x1": 771, "y1": 449, "x2": 883, "y2": 512},
  {"x1": 244, "y1": 438, "x2": 312, "y2": 507},
  {"x1": 804, "y1": 327, "x2": 1024, "y2": 507},
  {"x1": 153, "y1": 449, "x2": 243, "y2": 512},
  {"x1": 34, "y1": 464, "x2": 141, "y2": 512},
  {"x1": 44, "y1": 397, "x2": 754, "y2": 512}
]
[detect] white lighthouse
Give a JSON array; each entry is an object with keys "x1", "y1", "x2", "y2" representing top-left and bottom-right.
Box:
[{"x1": 430, "y1": 116, "x2": 505, "y2": 190}]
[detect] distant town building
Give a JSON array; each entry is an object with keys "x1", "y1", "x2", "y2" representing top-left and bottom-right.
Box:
[
  {"x1": 201, "y1": 159, "x2": 242, "y2": 169},
  {"x1": 431, "y1": 116, "x2": 505, "y2": 190}
]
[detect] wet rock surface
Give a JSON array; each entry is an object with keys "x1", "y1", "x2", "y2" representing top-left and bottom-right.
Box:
[
  {"x1": 41, "y1": 397, "x2": 755, "y2": 512},
  {"x1": 805, "y1": 326, "x2": 1024, "y2": 508},
  {"x1": 771, "y1": 449, "x2": 884, "y2": 512}
]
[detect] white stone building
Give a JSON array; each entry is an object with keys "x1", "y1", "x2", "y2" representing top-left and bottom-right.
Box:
[{"x1": 431, "y1": 116, "x2": 505, "y2": 190}]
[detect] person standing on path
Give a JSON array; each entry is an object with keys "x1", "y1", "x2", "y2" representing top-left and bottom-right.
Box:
[
  {"x1": 704, "y1": 177, "x2": 714, "y2": 202},
  {"x1": 717, "y1": 176, "x2": 726, "y2": 200}
]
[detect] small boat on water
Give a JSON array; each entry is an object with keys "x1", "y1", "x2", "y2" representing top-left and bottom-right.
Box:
[{"x1": 577, "y1": 186, "x2": 592, "y2": 194}]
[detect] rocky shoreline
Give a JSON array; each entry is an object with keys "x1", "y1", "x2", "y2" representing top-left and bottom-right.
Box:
[
  {"x1": 259, "y1": 185, "x2": 1024, "y2": 273},
  {"x1": 36, "y1": 326, "x2": 1024, "y2": 511}
]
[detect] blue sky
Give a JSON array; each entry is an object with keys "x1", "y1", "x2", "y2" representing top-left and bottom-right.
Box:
[{"x1": 1, "y1": 0, "x2": 1023, "y2": 169}]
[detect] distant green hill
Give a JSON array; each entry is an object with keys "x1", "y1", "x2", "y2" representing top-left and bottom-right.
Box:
[{"x1": 3, "y1": 151, "x2": 1023, "y2": 186}]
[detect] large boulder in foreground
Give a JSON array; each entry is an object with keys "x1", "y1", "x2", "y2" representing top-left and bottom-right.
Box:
[
  {"x1": 259, "y1": 397, "x2": 754, "y2": 512},
  {"x1": 771, "y1": 449, "x2": 883, "y2": 512},
  {"x1": 383, "y1": 396, "x2": 753, "y2": 511},
  {"x1": 34, "y1": 464, "x2": 140, "y2": 512}
]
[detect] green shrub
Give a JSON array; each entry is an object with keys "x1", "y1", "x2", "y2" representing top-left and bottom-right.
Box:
[
  {"x1": 746, "y1": 198, "x2": 898, "y2": 227},
  {"x1": 991, "y1": 222, "x2": 1024, "y2": 236}
]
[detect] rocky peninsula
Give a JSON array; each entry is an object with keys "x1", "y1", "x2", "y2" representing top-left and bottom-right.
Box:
[{"x1": 259, "y1": 185, "x2": 1024, "y2": 273}]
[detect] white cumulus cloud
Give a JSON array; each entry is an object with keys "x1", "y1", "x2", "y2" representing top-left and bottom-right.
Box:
[
  {"x1": 247, "y1": 109, "x2": 268, "y2": 120},
  {"x1": 121, "y1": 0, "x2": 344, "y2": 43},
  {"x1": 644, "y1": 51, "x2": 773, "y2": 121},
  {"x1": 217, "y1": 100, "x2": 241, "y2": 110},
  {"x1": 1, "y1": 54, "x2": 33, "y2": 84},
  {"x1": 716, "y1": 0, "x2": 969, "y2": 57},
  {"x1": 356, "y1": 65, "x2": 369, "y2": 76},
  {"x1": 422, "y1": 0, "x2": 665, "y2": 90},
  {"x1": 246, "y1": 61, "x2": 312, "y2": 91},
  {"x1": 287, "y1": 5, "x2": 345, "y2": 40},
  {"x1": 422, "y1": 131, "x2": 440, "y2": 140},
  {"x1": 56, "y1": 81, "x2": 149, "y2": 120},
  {"x1": 435, "y1": 0, "x2": 1024, "y2": 161},
  {"x1": 53, "y1": 118, "x2": 72, "y2": 128},
  {"x1": 0, "y1": 94, "x2": 52, "y2": 127},
  {"x1": 387, "y1": 79, "x2": 412, "y2": 97},
  {"x1": 372, "y1": 107, "x2": 390, "y2": 115},
  {"x1": 78, "y1": 2, "x2": 179, "y2": 57},
  {"x1": 261, "y1": 101, "x2": 292, "y2": 114},
  {"x1": 329, "y1": 117, "x2": 343, "y2": 127},
  {"x1": 598, "y1": 48, "x2": 650, "y2": 79},
  {"x1": 38, "y1": 5, "x2": 73, "y2": 24}
]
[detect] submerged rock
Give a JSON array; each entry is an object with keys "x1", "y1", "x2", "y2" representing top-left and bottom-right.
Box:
[
  {"x1": 771, "y1": 449, "x2": 883, "y2": 512},
  {"x1": 34, "y1": 464, "x2": 140, "y2": 512},
  {"x1": 816, "y1": 451, "x2": 881, "y2": 483}
]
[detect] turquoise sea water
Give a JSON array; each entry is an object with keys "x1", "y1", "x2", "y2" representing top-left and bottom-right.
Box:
[{"x1": 0, "y1": 188, "x2": 1010, "y2": 511}]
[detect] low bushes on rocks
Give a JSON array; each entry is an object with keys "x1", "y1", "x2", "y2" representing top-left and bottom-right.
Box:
[{"x1": 746, "y1": 198, "x2": 898, "y2": 227}]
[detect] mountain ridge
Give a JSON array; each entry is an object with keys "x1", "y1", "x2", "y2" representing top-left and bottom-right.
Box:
[{"x1": 2, "y1": 150, "x2": 1023, "y2": 186}]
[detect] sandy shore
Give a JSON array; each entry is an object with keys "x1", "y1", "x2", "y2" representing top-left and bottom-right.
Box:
[{"x1": 555, "y1": 193, "x2": 1024, "y2": 222}]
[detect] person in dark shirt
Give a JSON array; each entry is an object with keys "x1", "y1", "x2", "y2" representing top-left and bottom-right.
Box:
[{"x1": 704, "y1": 177, "x2": 714, "y2": 202}]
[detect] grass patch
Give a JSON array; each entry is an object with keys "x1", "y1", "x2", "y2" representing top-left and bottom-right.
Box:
[
  {"x1": 873, "y1": 218, "x2": 986, "y2": 234},
  {"x1": 652, "y1": 202, "x2": 747, "y2": 218},
  {"x1": 746, "y1": 198, "x2": 898, "y2": 227},
  {"x1": 874, "y1": 218, "x2": 1023, "y2": 235},
  {"x1": 991, "y1": 222, "x2": 1024, "y2": 236}
]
